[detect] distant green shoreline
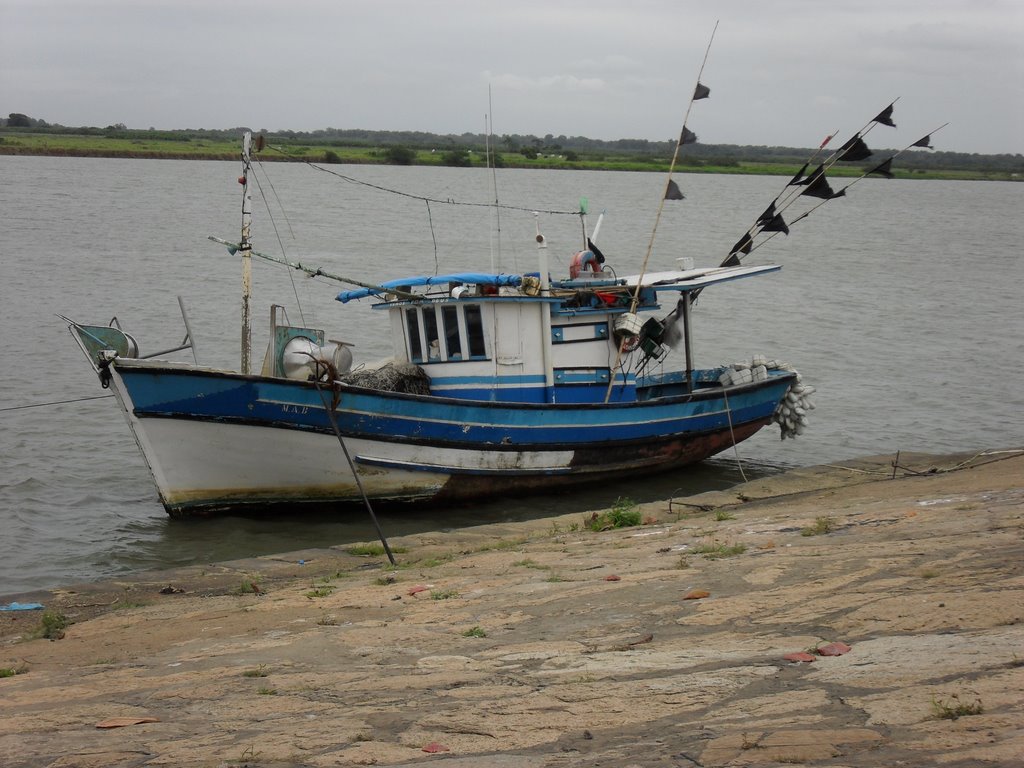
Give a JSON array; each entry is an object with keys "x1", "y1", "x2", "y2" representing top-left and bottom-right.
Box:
[{"x1": 0, "y1": 132, "x2": 1018, "y2": 182}]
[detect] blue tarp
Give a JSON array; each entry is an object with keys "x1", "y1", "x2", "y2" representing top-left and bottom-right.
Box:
[{"x1": 336, "y1": 273, "x2": 523, "y2": 303}]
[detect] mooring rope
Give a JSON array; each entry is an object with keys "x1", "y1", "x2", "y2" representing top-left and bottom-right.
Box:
[
  {"x1": 720, "y1": 385, "x2": 749, "y2": 483},
  {"x1": 0, "y1": 394, "x2": 114, "y2": 413},
  {"x1": 310, "y1": 374, "x2": 397, "y2": 566}
]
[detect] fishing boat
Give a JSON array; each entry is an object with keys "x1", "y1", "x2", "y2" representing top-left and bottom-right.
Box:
[{"x1": 63, "y1": 65, "x2": 940, "y2": 518}]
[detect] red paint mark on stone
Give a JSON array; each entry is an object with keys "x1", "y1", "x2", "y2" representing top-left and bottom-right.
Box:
[
  {"x1": 604, "y1": 574, "x2": 622, "y2": 581},
  {"x1": 422, "y1": 742, "x2": 450, "y2": 753},
  {"x1": 407, "y1": 585, "x2": 430, "y2": 596},
  {"x1": 683, "y1": 589, "x2": 711, "y2": 600},
  {"x1": 782, "y1": 652, "x2": 816, "y2": 663}
]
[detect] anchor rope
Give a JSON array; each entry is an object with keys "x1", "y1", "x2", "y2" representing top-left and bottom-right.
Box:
[{"x1": 307, "y1": 362, "x2": 397, "y2": 566}]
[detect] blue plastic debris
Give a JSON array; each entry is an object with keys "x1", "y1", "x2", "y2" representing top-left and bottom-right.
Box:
[{"x1": 0, "y1": 602, "x2": 44, "y2": 611}]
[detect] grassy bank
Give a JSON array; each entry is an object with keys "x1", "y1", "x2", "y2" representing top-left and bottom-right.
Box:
[{"x1": 0, "y1": 131, "x2": 1017, "y2": 181}]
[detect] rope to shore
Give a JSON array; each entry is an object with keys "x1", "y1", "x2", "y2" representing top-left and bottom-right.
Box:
[
  {"x1": 720, "y1": 386, "x2": 748, "y2": 483},
  {"x1": 0, "y1": 394, "x2": 114, "y2": 413},
  {"x1": 824, "y1": 448, "x2": 1024, "y2": 477}
]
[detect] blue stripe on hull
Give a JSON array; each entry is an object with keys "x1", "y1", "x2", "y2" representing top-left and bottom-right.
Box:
[{"x1": 114, "y1": 364, "x2": 794, "y2": 449}]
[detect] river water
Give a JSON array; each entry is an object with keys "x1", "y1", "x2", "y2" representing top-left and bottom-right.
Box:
[{"x1": 1, "y1": 156, "x2": 1021, "y2": 595}]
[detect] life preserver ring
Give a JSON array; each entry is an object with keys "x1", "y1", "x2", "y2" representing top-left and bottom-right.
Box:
[{"x1": 569, "y1": 250, "x2": 600, "y2": 279}]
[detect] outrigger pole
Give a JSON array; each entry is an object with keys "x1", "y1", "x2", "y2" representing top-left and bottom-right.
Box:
[{"x1": 208, "y1": 236, "x2": 418, "y2": 300}]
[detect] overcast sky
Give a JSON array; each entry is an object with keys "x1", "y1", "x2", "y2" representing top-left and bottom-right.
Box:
[{"x1": 2, "y1": 0, "x2": 1021, "y2": 154}]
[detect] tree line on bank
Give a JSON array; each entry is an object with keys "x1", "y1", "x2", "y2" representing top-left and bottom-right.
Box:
[{"x1": 3, "y1": 112, "x2": 1021, "y2": 175}]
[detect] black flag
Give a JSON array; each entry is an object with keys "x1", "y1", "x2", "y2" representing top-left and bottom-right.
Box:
[
  {"x1": 838, "y1": 136, "x2": 872, "y2": 161},
  {"x1": 867, "y1": 158, "x2": 895, "y2": 179},
  {"x1": 761, "y1": 214, "x2": 790, "y2": 236},
  {"x1": 756, "y1": 202, "x2": 776, "y2": 227},
  {"x1": 800, "y1": 166, "x2": 845, "y2": 199},
  {"x1": 587, "y1": 238, "x2": 607, "y2": 264},
  {"x1": 664, "y1": 179, "x2": 685, "y2": 200},
  {"x1": 693, "y1": 82, "x2": 711, "y2": 100},
  {"x1": 724, "y1": 233, "x2": 753, "y2": 265},
  {"x1": 913, "y1": 134, "x2": 934, "y2": 149},
  {"x1": 680, "y1": 126, "x2": 698, "y2": 145},
  {"x1": 874, "y1": 103, "x2": 897, "y2": 127},
  {"x1": 787, "y1": 162, "x2": 809, "y2": 186}
]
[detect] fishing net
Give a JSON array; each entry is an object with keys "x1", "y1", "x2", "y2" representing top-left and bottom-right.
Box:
[{"x1": 339, "y1": 361, "x2": 432, "y2": 396}]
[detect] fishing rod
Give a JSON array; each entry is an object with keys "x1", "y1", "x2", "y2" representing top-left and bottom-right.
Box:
[{"x1": 208, "y1": 236, "x2": 419, "y2": 300}]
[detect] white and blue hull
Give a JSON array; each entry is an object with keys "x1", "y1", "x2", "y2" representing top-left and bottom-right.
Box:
[{"x1": 108, "y1": 358, "x2": 794, "y2": 516}]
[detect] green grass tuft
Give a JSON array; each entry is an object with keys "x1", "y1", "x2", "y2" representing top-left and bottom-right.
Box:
[
  {"x1": 931, "y1": 694, "x2": 983, "y2": 720},
  {"x1": 800, "y1": 516, "x2": 835, "y2": 536},
  {"x1": 691, "y1": 542, "x2": 747, "y2": 560},
  {"x1": 585, "y1": 497, "x2": 642, "y2": 531}
]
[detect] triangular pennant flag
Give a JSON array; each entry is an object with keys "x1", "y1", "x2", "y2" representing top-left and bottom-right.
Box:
[
  {"x1": 867, "y1": 157, "x2": 895, "y2": 179},
  {"x1": 693, "y1": 82, "x2": 711, "y2": 100},
  {"x1": 664, "y1": 179, "x2": 685, "y2": 200},
  {"x1": 820, "y1": 133, "x2": 835, "y2": 149},
  {"x1": 838, "y1": 136, "x2": 872, "y2": 161},
  {"x1": 756, "y1": 202, "x2": 776, "y2": 227},
  {"x1": 761, "y1": 214, "x2": 790, "y2": 236},
  {"x1": 794, "y1": 167, "x2": 843, "y2": 199},
  {"x1": 797, "y1": 165, "x2": 825, "y2": 186},
  {"x1": 727, "y1": 233, "x2": 753, "y2": 263},
  {"x1": 787, "y1": 162, "x2": 809, "y2": 186},
  {"x1": 874, "y1": 103, "x2": 896, "y2": 127},
  {"x1": 680, "y1": 126, "x2": 698, "y2": 145},
  {"x1": 913, "y1": 134, "x2": 934, "y2": 149}
]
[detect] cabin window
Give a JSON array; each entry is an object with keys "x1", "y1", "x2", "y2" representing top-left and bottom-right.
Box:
[
  {"x1": 404, "y1": 303, "x2": 488, "y2": 363},
  {"x1": 405, "y1": 307, "x2": 424, "y2": 362},
  {"x1": 423, "y1": 307, "x2": 440, "y2": 360},
  {"x1": 465, "y1": 305, "x2": 486, "y2": 358},
  {"x1": 442, "y1": 305, "x2": 462, "y2": 360}
]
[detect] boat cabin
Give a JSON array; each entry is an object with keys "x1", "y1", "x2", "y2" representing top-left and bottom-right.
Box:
[{"x1": 335, "y1": 261, "x2": 781, "y2": 405}]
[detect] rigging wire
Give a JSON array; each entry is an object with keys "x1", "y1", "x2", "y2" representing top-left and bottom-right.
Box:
[
  {"x1": 248, "y1": 162, "x2": 307, "y2": 325},
  {"x1": 424, "y1": 199, "x2": 440, "y2": 276},
  {"x1": 266, "y1": 146, "x2": 582, "y2": 217}
]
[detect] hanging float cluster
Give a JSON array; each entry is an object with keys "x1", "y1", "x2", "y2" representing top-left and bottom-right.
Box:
[{"x1": 717, "y1": 355, "x2": 816, "y2": 440}]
